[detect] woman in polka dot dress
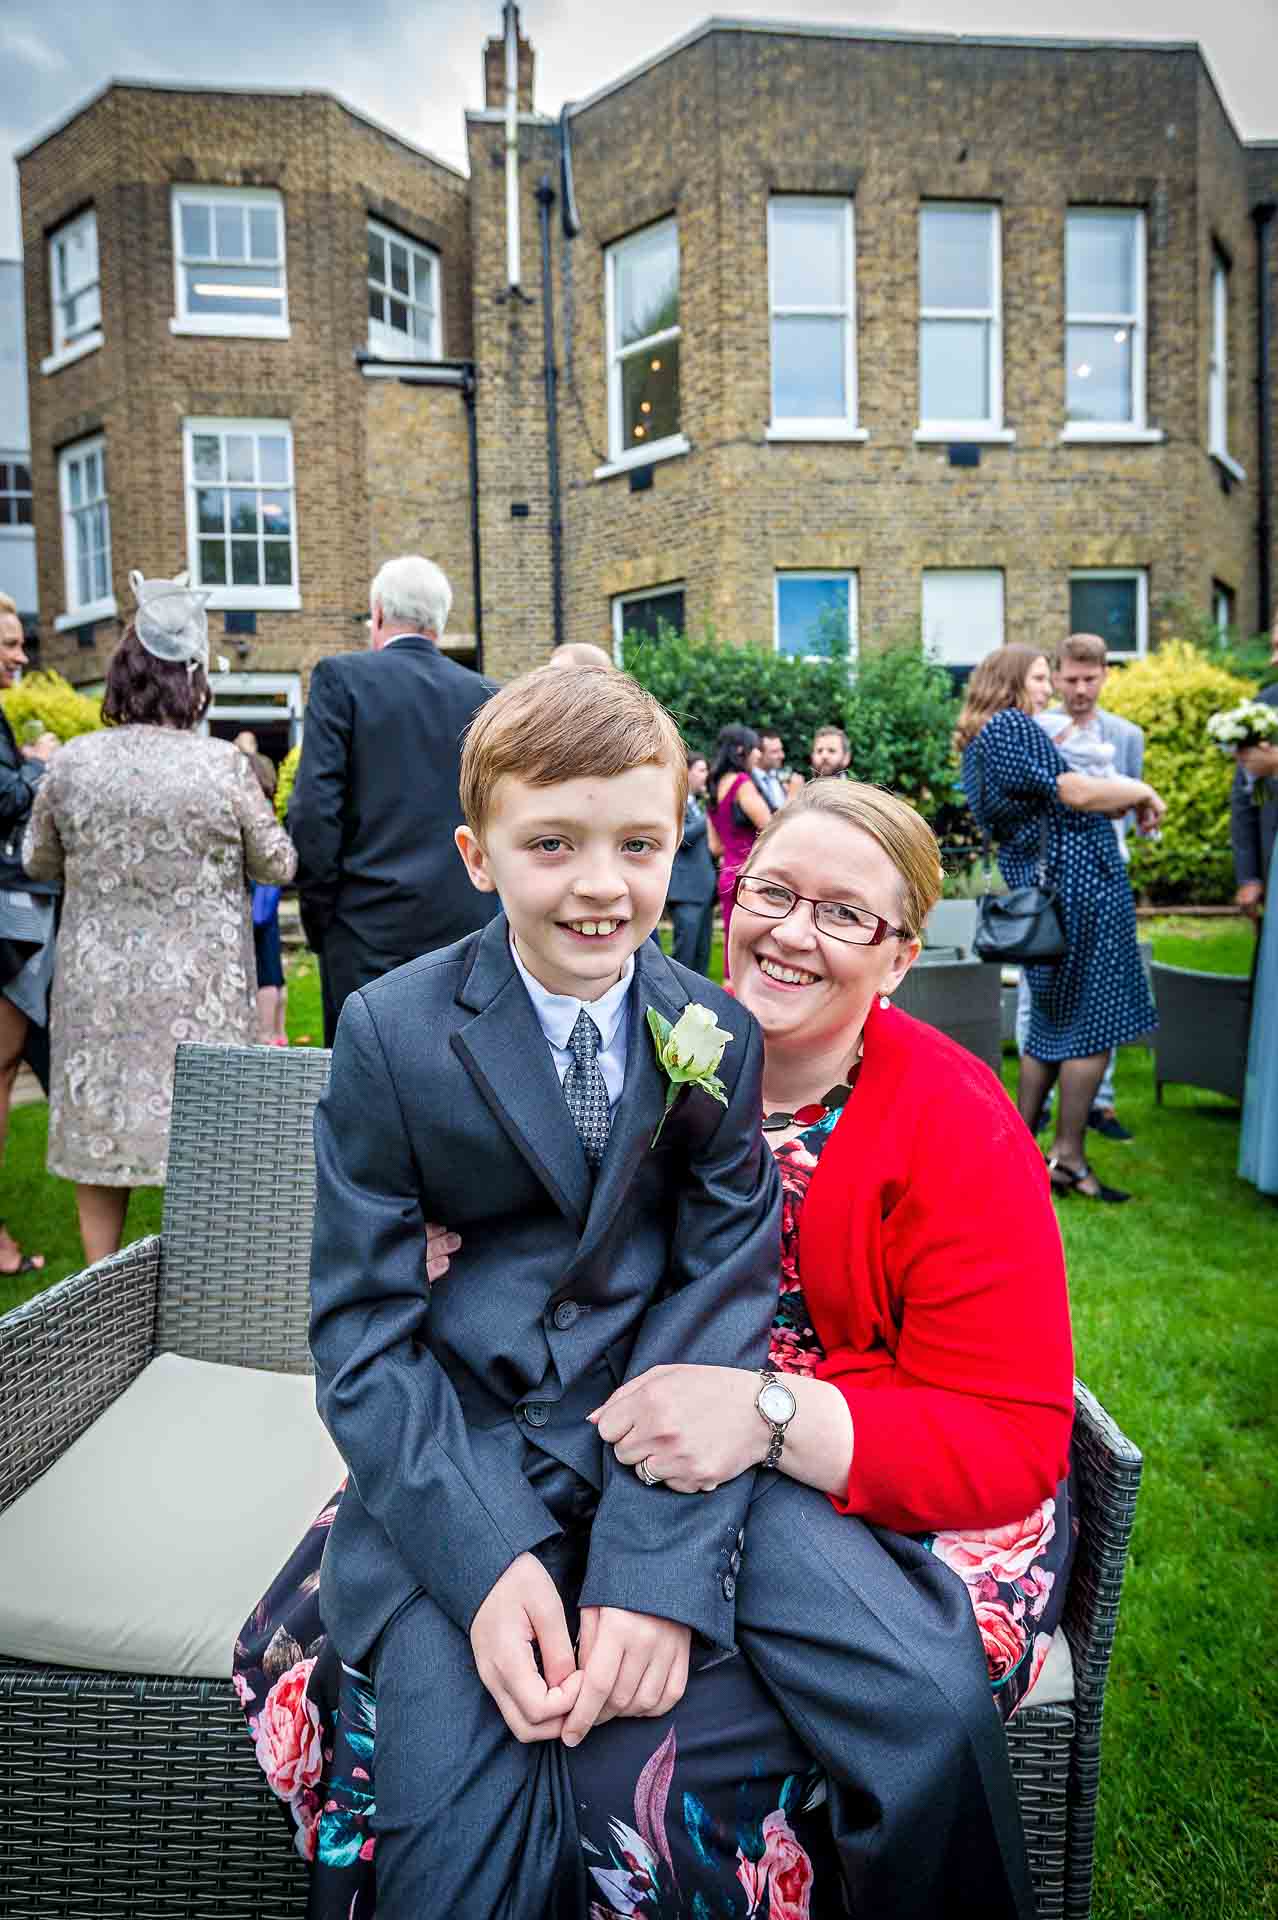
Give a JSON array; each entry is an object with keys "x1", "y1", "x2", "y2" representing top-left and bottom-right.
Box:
[{"x1": 957, "y1": 645, "x2": 1165, "y2": 1202}]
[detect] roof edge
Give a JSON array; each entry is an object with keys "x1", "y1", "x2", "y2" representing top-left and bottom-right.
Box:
[{"x1": 16, "y1": 78, "x2": 468, "y2": 181}]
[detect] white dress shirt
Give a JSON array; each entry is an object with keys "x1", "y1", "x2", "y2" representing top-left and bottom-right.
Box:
[{"x1": 509, "y1": 934, "x2": 634, "y2": 1111}]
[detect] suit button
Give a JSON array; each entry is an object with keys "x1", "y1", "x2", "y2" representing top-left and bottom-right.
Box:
[
  {"x1": 721, "y1": 1573, "x2": 737, "y2": 1600},
  {"x1": 728, "y1": 1549, "x2": 741, "y2": 1576},
  {"x1": 523, "y1": 1403, "x2": 550, "y2": 1428},
  {"x1": 552, "y1": 1301, "x2": 580, "y2": 1330}
]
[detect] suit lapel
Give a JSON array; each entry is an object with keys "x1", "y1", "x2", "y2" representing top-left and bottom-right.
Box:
[
  {"x1": 570, "y1": 940, "x2": 691, "y2": 1273},
  {"x1": 451, "y1": 916, "x2": 593, "y2": 1231}
]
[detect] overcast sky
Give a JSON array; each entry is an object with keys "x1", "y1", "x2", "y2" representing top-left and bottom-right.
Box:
[{"x1": 2, "y1": 0, "x2": 1275, "y2": 257}]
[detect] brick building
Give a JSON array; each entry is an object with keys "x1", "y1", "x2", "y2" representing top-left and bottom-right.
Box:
[{"x1": 17, "y1": 17, "x2": 1278, "y2": 724}]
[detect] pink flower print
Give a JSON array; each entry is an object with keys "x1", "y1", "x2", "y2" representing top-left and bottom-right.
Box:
[
  {"x1": 929, "y1": 1500, "x2": 1057, "y2": 1587},
  {"x1": 760, "y1": 1809, "x2": 814, "y2": 1920},
  {"x1": 232, "y1": 1672, "x2": 255, "y2": 1708},
  {"x1": 253, "y1": 1657, "x2": 323, "y2": 1803},
  {"x1": 1025, "y1": 1632, "x2": 1053, "y2": 1697},
  {"x1": 1023, "y1": 1566, "x2": 1056, "y2": 1621},
  {"x1": 736, "y1": 1848, "x2": 767, "y2": 1914},
  {"x1": 972, "y1": 1600, "x2": 1028, "y2": 1684},
  {"x1": 358, "y1": 1836, "x2": 376, "y2": 1862},
  {"x1": 291, "y1": 1785, "x2": 321, "y2": 1862}
]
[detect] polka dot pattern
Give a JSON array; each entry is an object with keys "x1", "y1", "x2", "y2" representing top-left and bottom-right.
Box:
[
  {"x1": 563, "y1": 1010, "x2": 612, "y2": 1169},
  {"x1": 962, "y1": 707, "x2": 1157, "y2": 1064}
]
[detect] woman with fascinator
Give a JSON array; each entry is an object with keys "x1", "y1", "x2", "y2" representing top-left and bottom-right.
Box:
[{"x1": 22, "y1": 570, "x2": 296, "y2": 1262}]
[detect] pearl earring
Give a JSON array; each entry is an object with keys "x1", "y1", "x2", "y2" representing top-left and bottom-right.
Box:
[{"x1": 880, "y1": 995, "x2": 891, "y2": 1010}]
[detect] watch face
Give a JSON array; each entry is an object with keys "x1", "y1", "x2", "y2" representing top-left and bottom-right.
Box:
[{"x1": 758, "y1": 1380, "x2": 796, "y2": 1425}]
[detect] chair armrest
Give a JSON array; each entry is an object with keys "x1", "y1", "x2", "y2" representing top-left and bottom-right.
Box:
[{"x1": 0, "y1": 1237, "x2": 160, "y2": 1516}]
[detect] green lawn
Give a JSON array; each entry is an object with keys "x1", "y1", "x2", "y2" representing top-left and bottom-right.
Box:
[{"x1": 1, "y1": 917, "x2": 1272, "y2": 1916}]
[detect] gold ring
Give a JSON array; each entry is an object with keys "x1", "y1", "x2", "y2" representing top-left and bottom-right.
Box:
[{"x1": 635, "y1": 1457, "x2": 662, "y2": 1487}]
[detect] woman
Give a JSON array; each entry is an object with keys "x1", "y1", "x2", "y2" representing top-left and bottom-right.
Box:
[
  {"x1": 706, "y1": 724, "x2": 770, "y2": 977},
  {"x1": 1239, "y1": 849, "x2": 1278, "y2": 1196},
  {"x1": 957, "y1": 645, "x2": 1164, "y2": 1202},
  {"x1": 22, "y1": 571, "x2": 296, "y2": 1262},
  {"x1": 236, "y1": 780, "x2": 1072, "y2": 1918},
  {"x1": 238, "y1": 743, "x2": 289, "y2": 1046}
]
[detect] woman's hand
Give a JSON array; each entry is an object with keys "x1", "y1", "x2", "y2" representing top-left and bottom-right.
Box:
[
  {"x1": 1132, "y1": 784, "x2": 1166, "y2": 832},
  {"x1": 589, "y1": 1365, "x2": 767, "y2": 1494},
  {"x1": 425, "y1": 1221, "x2": 460, "y2": 1282},
  {"x1": 1238, "y1": 742, "x2": 1278, "y2": 781}
]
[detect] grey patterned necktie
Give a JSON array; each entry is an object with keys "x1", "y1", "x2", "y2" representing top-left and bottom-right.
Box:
[{"x1": 563, "y1": 1009, "x2": 611, "y2": 1170}]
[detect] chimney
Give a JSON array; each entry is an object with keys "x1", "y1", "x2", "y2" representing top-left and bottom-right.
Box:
[{"x1": 484, "y1": 7, "x2": 535, "y2": 112}]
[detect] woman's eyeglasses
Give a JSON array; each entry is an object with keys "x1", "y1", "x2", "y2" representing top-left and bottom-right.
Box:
[{"x1": 734, "y1": 874, "x2": 908, "y2": 947}]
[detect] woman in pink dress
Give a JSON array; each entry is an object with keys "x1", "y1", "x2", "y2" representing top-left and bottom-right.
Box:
[{"x1": 707, "y1": 724, "x2": 771, "y2": 978}]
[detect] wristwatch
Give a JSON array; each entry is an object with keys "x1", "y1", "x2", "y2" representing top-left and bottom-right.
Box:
[{"x1": 755, "y1": 1369, "x2": 797, "y2": 1470}]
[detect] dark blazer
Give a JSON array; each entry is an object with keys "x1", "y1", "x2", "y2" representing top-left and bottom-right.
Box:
[
  {"x1": 0, "y1": 707, "x2": 54, "y2": 895},
  {"x1": 310, "y1": 915, "x2": 780, "y2": 1664},
  {"x1": 289, "y1": 635, "x2": 499, "y2": 957},
  {"x1": 665, "y1": 796, "x2": 717, "y2": 907},
  {"x1": 1230, "y1": 681, "x2": 1278, "y2": 890}
]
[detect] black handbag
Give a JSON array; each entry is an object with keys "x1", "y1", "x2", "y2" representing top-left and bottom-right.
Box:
[{"x1": 971, "y1": 762, "x2": 1067, "y2": 966}]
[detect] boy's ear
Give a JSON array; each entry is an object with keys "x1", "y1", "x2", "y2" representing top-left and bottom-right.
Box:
[{"x1": 454, "y1": 824, "x2": 497, "y2": 893}]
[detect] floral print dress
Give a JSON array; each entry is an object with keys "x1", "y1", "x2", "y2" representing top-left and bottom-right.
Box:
[{"x1": 235, "y1": 1089, "x2": 1074, "y2": 1918}]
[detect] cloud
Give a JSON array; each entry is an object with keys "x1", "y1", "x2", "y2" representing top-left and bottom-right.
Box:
[{"x1": 0, "y1": 23, "x2": 68, "y2": 73}]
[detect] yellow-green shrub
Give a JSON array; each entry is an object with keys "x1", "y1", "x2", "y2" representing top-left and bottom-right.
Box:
[
  {"x1": 275, "y1": 743, "x2": 300, "y2": 823},
  {"x1": 1104, "y1": 640, "x2": 1256, "y2": 903},
  {"x1": 0, "y1": 670, "x2": 103, "y2": 745}
]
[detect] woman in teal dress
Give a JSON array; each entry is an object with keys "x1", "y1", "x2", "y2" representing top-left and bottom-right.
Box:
[{"x1": 1239, "y1": 855, "x2": 1278, "y2": 1197}]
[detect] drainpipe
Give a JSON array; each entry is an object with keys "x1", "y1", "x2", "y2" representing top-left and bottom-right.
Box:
[
  {"x1": 462, "y1": 365, "x2": 485, "y2": 677},
  {"x1": 536, "y1": 175, "x2": 565, "y2": 652},
  {"x1": 1254, "y1": 203, "x2": 1274, "y2": 634},
  {"x1": 503, "y1": 1, "x2": 521, "y2": 292}
]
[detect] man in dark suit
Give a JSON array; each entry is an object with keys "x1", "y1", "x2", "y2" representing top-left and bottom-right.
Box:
[
  {"x1": 289, "y1": 556, "x2": 499, "y2": 1044},
  {"x1": 1231, "y1": 617, "x2": 1278, "y2": 916},
  {"x1": 665, "y1": 749, "x2": 717, "y2": 973}
]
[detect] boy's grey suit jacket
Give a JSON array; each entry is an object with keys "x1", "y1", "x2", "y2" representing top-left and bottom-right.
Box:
[{"x1": 310, "y1": 912, "x2": 781, "y2": 1666}]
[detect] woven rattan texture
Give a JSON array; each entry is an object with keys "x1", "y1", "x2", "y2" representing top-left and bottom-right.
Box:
[
  {"x1": 0, "y1": 1668, "x2": 306, "y2": 1917},
  {"x1": 0, "y1": 1239, "x2": 158, "y2": 1517},
  {"x1": 1150, "y1": 961, "x2": 1251, "y2": 1105},
  {"x1": 1006, "y1": 1704, "x2": 1074, "y2": 1918},
  {"x1": 155, "y1": 1045, "x2": 332, "y2": 1373}
]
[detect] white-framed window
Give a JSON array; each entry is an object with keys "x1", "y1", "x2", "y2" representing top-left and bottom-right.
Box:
[
  {"x1": 916, "y1": 205, "x2": 1010, "y2": 441},
  {"x1": 0, "y1": 459, "x2": 32, "y2": 529},
  {"x1": 774, "y1": 572, "x2": 859, "y2": 663},
  {"x1": 171, "y1": 187, "x2": 288, "y2": 338},
  {"x1": 1063, "y1": 209, "x2": 1159, "y2": 441},
  {"x1": 56, "y1": 436, "x2": 114, "y2": 629},
  {"x1": 1208, "y1": 249, "x2": 1245, "y2": 479},
  {"x1": 603, "y1": 219, "x2": 684, "y2": 471},
  {"x1": 611, "y1": 583, "x2": 686, "y2": 664},
  {"x1": 183, "y1": 419, "x2": 299, "y2": 610},
  {"x1": 921, "y1": 569, "x2": 1005, "y2": 669},
  {"x1": 767, "y1": 198, "x2": 863, "y2": 440},
  {"x1": 1213, "y1": 580, "x2": 1235, "y2": 642},
  {"x1": 43, "y1": 209, "x2": 103, "y2": 373},
  {"x1": 367, "y1": 219, "x2": 440, "y2": 360},
  {"x1": 1069, "y1": 569, "x2": 1149, "y2": 659}
]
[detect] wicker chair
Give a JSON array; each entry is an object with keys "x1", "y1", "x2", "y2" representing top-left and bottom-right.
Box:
[
  {"x1": 1149, "y1": 960, "x2": 1252, "y2": 1105},
  {"x1": 0, "y1": 1045, "x2": 1142, "y2": 1919},
  {"x1": 894, "y1": 955, "x2": 1004, "y2": 1074}
]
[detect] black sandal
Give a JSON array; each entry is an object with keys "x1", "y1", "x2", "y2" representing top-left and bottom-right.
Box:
[
  {"x1": 0, "y1": 1222, "x2": 46, "y2": 1275},
  {"x1": 1047, "y1": 1157, "x2": 1131, "y2": 1204}
]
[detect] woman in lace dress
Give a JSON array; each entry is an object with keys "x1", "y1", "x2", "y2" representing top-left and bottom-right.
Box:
[{"x1": 22, "y1": 572, "x2": 296, "y2": 1262}]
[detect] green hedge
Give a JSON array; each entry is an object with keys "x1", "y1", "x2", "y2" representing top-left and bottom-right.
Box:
[
  {"x1": 622, "y1": 625, "x2": 957, "y2": 820},
  {"x1": 275, "y1": 743, "x2": 300, "y2": 823},
  {"x1": 0, "y1": 670, "x2": 103, "y2": 744},
  {"x1": 1104, "y1": 639, "x2": 1257, "y2": 903}
]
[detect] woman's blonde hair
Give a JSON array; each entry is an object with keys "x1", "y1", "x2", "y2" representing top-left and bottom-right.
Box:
[
  {"x1": 460, "y1": 662, "x2": 687, "y2": 834},
  {"x1": 742, "y1": 779, "x2": 943, "y2": 940},
  {"x1": 953, "y1": 645, "x2": 1048, "y2": 752}
]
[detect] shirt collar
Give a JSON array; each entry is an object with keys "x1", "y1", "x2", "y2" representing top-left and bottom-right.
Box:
[{"x1": 509, "y1": 932, "x2": 635, "y2": 1054}]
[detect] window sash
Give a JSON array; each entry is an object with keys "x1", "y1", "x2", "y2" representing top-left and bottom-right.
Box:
[
  {"x1": 50, "y1": 212, "x2": 101, "y2": 353},
  {"x1": 59, "y1": 439, "x2": 112, "y2": 614},
  {"x1": 606, "y1": 221, "x2": 682, "y2": 460},
  {"x1": 1065, "y1": 210, "x2": 1145, "y2": 428},
  {"x1": 918, "y1": 206, "x2": 1001, "y2": 429},
  {"x1": 172, "y1": 190, "x2": 288, "y2": 333},
  {"x1": 769, "y1": 198, "x2": 857, "y2": 428},
  {"x1": 1209, "y1": 257, "x2": 1228, "y2": 457},
  {"x1": 184, "y1": 422, "x2": 297, "y2": 599},
  {"x1": 1068, "y1": 570, "x2": 1149, "y2": 659},
  {"x1": 921, "y1": 570, "x2": 1006, "y2": 667},
  {"x1": 611, "y1": 584, "x2": 687, "y2": 662},
  {"x1": 367, "y1": 220, "x2": 439, "y2": 359},
  {"x1": 0, "y1": 462, "x2": 33, "y2": 528},
  {"x1": 773, "y1": 572, "x2": 859, "y2": 662}
]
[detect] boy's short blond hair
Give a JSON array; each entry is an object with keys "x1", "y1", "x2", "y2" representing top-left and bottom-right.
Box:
[{"x1": 460, "y1": 663, "x2": 688, "y2": 834}]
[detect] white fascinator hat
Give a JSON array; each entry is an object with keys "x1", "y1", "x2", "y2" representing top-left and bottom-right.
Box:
[{"x1": 129, "y1": 569, "x2": 214, "y2": 675}]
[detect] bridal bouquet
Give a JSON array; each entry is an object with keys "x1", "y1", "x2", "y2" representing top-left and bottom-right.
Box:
[{"x1": 1206, "y1": 698, "x2": 1278, "y2": 752}]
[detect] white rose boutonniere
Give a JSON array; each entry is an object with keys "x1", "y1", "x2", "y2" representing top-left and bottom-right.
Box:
[{"x1": 647, "y1": 1003, "x2": 733, "y2": 1146}]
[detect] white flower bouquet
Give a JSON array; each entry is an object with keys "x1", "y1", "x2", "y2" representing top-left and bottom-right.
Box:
[{"x1": 1206, "y1": 699, "x2": 1278, "y2": 751}]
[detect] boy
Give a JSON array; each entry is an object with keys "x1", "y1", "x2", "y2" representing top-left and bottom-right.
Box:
[{"x1": 309, "y1": 665, "x2": 781, "y2": 1916}]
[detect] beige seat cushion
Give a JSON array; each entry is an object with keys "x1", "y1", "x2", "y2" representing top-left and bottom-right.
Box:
[{"x1": 0, "y1": 1352, "x2": 345, "y2": 1678}]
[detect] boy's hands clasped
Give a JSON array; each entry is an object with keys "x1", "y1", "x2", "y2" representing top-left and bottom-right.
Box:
[{"x1": 469, "y1": 1556, "x2": 691, "y2": 1748}]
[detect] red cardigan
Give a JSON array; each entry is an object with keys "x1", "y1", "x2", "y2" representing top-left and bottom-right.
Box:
[{"x1": 798, "y1": 998, "x2": 1075, "y2": 1535}]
